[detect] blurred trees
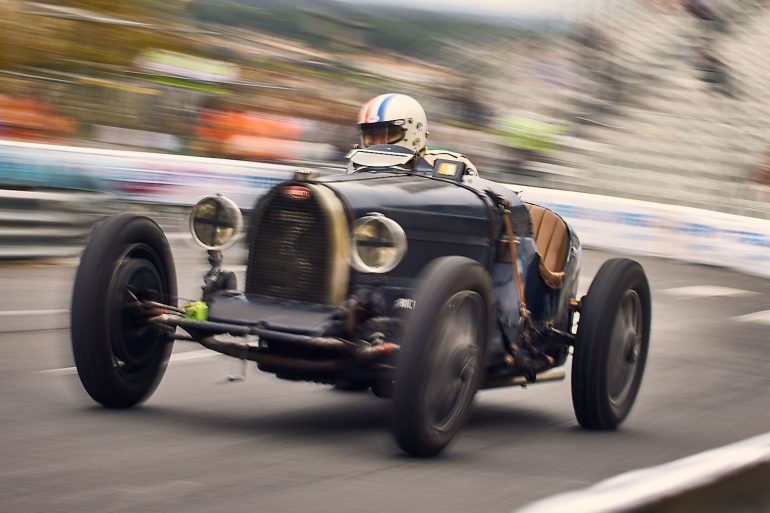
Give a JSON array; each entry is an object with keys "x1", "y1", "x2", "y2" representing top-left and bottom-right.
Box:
[{"x1": 0, "y1": 0, "x2": 192, "y2": 72}]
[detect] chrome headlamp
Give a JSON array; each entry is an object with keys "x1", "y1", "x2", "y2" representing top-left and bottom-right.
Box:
[
  {"x1": 189, "y1": 195, "x2": 243, "y2": 250},
  {"x1": 351, "y1": 213, "x2": 406, "y2": 274}
]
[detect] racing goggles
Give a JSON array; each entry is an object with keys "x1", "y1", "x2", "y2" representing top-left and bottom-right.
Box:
[{"x1": 360, "y1": 121, "x2": 406, "y2": 147}]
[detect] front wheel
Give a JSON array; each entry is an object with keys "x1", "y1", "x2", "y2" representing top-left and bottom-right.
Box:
[
  {"x1": 392, "y1": 257, "x2": 492, "y2": 457},
  {"x1": 71, "y1": 214, "x2": 177, "y2": 409},
  {"x1": 571, "y1": 258, "x2": 651, "y2": 430}
]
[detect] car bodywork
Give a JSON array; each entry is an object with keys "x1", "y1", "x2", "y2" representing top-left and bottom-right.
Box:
[
  {"x1": 191, "y1": 166, "x2": 579, "y2": 388},
  {"x1": 71, "y1": 145, "x2": 651, "y2": 457}
]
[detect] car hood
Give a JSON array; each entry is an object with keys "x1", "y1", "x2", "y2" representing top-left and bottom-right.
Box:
[{"x1": 316, "y1": 172, "x2": 496, "y2": 278}]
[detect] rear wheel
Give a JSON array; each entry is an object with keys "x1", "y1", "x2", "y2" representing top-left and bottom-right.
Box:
[
  {"x1": 371, "y1": 378, "x2": 393, "y2": 399},
  {"x1": 71, "y1": 214, "x2": 177, "y2": 408},
  {"x1": 333, "y1": 380, "x2": 370, "y2": 392},
  {"x1": 571, "y1": 258, "x2": 651, "y2": 429},
  {"x1": 392, "y1": 257, "x2": 492, "y2": 457}
]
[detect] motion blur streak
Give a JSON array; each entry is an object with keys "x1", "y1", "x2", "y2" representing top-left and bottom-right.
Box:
[{"x1": 0, "y1": 1, "x2": 768, "y2": 231}]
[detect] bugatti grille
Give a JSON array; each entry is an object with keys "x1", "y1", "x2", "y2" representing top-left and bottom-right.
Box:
[{"x1": 246, "y1": 189, "x2": 332, "y2": 304}]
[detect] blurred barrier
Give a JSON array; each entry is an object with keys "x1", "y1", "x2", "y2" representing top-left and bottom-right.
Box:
[
  {"x1": 0, "y1": 140, "x2": 297, "y2": 210},
  {"x1": 4, "y1": 140, "x2": 770, "y2": 279},
  {"x1": 510, "y1": 184, "x2": 770, "y2": 280},
  {"x1": 515, "y1": 432, "x2": 770, "y2": 513},
  {"x1": 0, "y1": 188, "x2": 108, "y2": 259},
  {"x1": 0, "y1": 140, "x2": 113, "y2": 259},
  {"x1": 0, "y1": 140, "x2": 317, "y2": 259}
]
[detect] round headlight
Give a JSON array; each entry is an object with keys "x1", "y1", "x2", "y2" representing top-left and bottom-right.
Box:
[
  {"x1": 351, "y1": 213, "x2": 406, "y2": 274},
  {"x1": 189, "y1": 195, "x2": 243, "y2": 250}
]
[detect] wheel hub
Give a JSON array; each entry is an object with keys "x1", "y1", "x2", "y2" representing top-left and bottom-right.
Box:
[
  {"x1": 608, "y1": 289, "x2": 643, "y2": 407},
  {"x1": 625, "y1": 336, "x2": 642, "y2": 364},
  {"x1": 109, "y1": 254, "x2": 166, "y2": 372},
  {"x1": 427, "y1": 291, "x2": 484, "y2": 433}
]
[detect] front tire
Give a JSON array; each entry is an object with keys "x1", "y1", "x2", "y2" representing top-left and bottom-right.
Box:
[
  {"x1": 71, "y1": 214, "x2": 177, "y2": 408},
  {"x1": 571, "y1": 258, "x2": 651, "y2": 429},
  {"x1": 392, "y1": 257, "x2": 492, "y2": 457}
]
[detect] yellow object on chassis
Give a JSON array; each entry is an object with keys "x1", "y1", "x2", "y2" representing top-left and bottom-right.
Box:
[{"x1": 71, "y1": 183, "x2": 651, "y2": 458}]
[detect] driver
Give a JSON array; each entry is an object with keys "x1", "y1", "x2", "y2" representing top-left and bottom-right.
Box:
[{"x1": 356, "y1": 93, "x2": 478, "y2": 176}]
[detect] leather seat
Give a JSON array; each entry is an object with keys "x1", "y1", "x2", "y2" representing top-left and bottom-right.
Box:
[{"x1": 526, "y1": 203, "x2": 568, "y2": 289}]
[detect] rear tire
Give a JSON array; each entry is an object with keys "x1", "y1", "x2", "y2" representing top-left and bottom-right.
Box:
[
  {"x1": 571, "y1": 258, "x2": 651, "y2": 429},
  {"x1": 333, "y1": 381, "x2": 370, "y2": 392},
  {"x1": 71, "y1": 214, "x2": 177, "y2": 408},
  {"x1": 392, "y1": 257, "x2": 492, "y2": 457},
  {"x1": 371, "y1": 378, "x2": 393, "y2": 399}
]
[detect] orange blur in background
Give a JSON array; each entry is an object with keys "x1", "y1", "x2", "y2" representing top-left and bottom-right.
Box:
[
  {"x1": 0, "y1": 94, "x2": 76, "y2": 144},
  {"x1": 194, "y1": 108, "x2": 304, "y2": 161}
]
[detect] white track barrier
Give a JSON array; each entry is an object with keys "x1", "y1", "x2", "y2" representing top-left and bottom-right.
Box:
[
  {"x1": 4, "y1": 140, "x2": 770, "y2": 277},
  {"x1": 0, "y1": 140, "x2": 296, "y2": 211},
  {"x1": 515, "y1": 433, "x2": 770, "y2": 513},
  {"x1": 0, "y1": 188, "x2": 107, "y2": 259},
  {"x1": 0, "y1": 140, "x2": 297, "y2": 258},
  {"x1": 509, "y1": 184, "x2": 770, "y2": 280}
]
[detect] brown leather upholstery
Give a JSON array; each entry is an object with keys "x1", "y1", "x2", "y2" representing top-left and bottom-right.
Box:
[{"x1": 526, "y1": 203, "x2": 569, "y2": 288}]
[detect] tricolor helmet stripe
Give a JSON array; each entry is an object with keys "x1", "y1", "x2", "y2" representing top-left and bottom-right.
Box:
[
  {"x1": 360, "y1": 93, "x2": 396, "y2": 124},
  {"x1": 376, "y1": 93, "x2": 396, "y2": 120}
]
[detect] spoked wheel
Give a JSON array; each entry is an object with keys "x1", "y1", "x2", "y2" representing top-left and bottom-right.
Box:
[
  {"x1": 110, "y1": 250, "x2": 166, "y2": 373},
  {"x1": 393, "y1": 257, "x2": 492, "y2": 457},
  {"x1": 424, "y1": 291, "x2": 484, "y2": 433},
  {"x1": 71, "y1": 214, "x2": 177, "y2": 409},
  {"x1": 571, "y1": 258, "x2": 651, "y2": 430},
  {"x1": 607, "y1": 289, "x2": 644, "y2": 410}
]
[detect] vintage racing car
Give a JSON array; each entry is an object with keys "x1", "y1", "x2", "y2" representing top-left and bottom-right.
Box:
[{"x1": 70, "y1": 145, "x2": 651, "y2": 457}]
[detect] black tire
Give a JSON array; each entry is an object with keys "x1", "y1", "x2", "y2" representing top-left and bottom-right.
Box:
[
  {"x1": 371, "y1": 378, "x2": 393, "y2": 399},
  {"x1": 392, "y1": 257, "x2": 492, "y2": 457},
  {"x1": 571, "y1": 258, "x2": 651, "y2": 430},
  {"x1": 71, "y1": 214, "x2": 177, "y2": 408},
  {"x1": 333, "y1": 381, "x2": 370, "y2": 392}
]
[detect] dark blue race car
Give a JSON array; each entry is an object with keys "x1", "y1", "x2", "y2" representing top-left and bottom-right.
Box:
[{"x1": 70, "y1": 145, "x2": 651, "y2": 457}]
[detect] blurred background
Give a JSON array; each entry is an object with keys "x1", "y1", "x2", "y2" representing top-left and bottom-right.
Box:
[{"x1": 1, "y1": 0, "x2": 770, "y2": 257}]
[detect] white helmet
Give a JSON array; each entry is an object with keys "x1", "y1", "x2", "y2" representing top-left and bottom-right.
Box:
[{"x1": 357, "y1": 93, "x2": 428, "y2": 153}]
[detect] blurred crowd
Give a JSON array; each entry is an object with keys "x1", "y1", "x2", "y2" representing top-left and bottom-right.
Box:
[
  {"x1": 0, "y1": 0, "x2": 591, "y2": 175},
  {"x1": 1, "y1": 0, "x2": 770, "y2": 194},
  {"x1": 0, "y1": 94, "x2": 76, "y2": 143}
]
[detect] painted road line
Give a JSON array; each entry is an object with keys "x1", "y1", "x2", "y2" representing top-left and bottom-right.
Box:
[
  {"x1": 661, "y1": 286, "x2": 759, "y2": 298},
  {"x1": 165, "y1": 232, "x2": 190, "y2": 241},
  {"x1": 0, "y1": 309, "x2": 69, "y2": 317},
  {"x1": 732, "y1": 310, "x2": 770, "y2": 326},
  {"x1": 168, "y1": 349, "x2": 221, "y2": 362},
  {"x1": 38, "y1": 349, "x2": 221, "y2": 375}
]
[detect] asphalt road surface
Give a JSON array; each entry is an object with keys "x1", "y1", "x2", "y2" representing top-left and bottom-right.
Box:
[{"x1": 2, "y1": 232, "x2": 770, "y2": 513}]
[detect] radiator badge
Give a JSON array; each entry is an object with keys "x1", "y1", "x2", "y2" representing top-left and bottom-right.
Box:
[
  {"x1": 393, "y1": 298, "x2": 416, "y2": 310},
  {"x1": 282, "y1": 186, "x2": 311, "y2": 200}
]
